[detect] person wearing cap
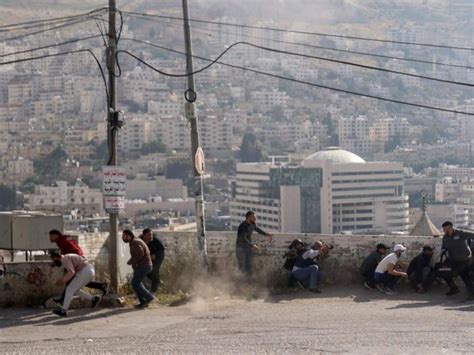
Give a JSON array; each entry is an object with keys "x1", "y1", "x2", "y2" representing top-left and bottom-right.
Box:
[
  {"x1": 360, "y1": 243, "x2": 388, "y2": 290},
  {"x1": 407, "y1": 246, "x2": 436, "y2": 293},
  {"x1": 441, "y1": 221, "x2": 474, "y2": 299},
  {"x1": 374, "y1": 244, "x2": 408, "y2": 295},
  {"x1": 49, "y1": 252, "x2": 101, "y2": 317}
]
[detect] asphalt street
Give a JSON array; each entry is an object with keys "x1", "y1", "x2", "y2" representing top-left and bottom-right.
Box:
[{"x1": 1, "y1": 287, "x2": 473, "y2": 354}]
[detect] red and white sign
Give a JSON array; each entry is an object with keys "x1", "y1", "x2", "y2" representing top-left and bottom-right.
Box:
[
  {"x1": 104, "y1": 196, "x2": 125, "y2": 214},
  {"x1": 195, "y1": 147, "x2": 205, "y2": 175}
]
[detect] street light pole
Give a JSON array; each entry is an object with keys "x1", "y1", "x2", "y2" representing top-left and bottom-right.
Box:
[
  {"x1": 182, "y1": 0, "x2": 208, "y2": 268},
  {"x1": 106, "y1": 0, "x2": 120, "y2": 292}
]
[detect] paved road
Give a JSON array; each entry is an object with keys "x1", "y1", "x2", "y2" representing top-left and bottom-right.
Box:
[{"x1": 1, "y1": 288, "x2": 473, "y2": 354}]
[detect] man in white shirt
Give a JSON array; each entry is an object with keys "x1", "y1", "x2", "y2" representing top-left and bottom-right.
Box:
[{"x1": 374, "y1": 244, "x2": 408, "y2": 295}]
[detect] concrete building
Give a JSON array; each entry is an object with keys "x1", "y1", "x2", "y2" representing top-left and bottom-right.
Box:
[
  {"x1": 25, "y1": 180, "x2": 103, "y2": 217},
  {"x1": 6, "y1": 157, "x2": 33, "y2": 183},
  {"x1": 427, "y1": 203, "x2": 469, "y2": 228},
  {"x1": 230, "y1": 147, "x2": 409, "y2": 235},
  {"x1": 118, "y1": 116, "x2": 154, "y2": 153},
  {"x1": 338, "y1": 116, "x2": 372, "y2": 158},
  {"x1": 125, "y1": 176, "x2": 188, "y2": 200}
]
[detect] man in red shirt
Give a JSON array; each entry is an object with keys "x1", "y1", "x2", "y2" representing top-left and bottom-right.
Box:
[
  {"x1": 49, "y1": 230, "x2": 108, "y2": 304},
  {"x1": 49, "y1": 229, "x2": 83, "y2": 255}
]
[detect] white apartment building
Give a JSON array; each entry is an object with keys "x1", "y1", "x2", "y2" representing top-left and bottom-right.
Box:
[
  {"x1": 148, "y1": 100, "x2": 182, "y2": 117},
  {"x1": 6, "y1": 157, "x2": 33, "y2": 182},
  {"x1": 370, "y1": 117, "x2": 410, "y2": 151},
  {"x1": 338, "y1": 116, "x2": 372, "y2": 157},
  {"x1": 252, "y1": 89, "x2": 288, "y2": 112},
  {"x1": 118, "y1": 116, "x2": 155, "y2": 153},
  {"x1": 230, "y1": 147, "x2": 409, "y2": 235},
  {"x1": 198, "y1": 115, "x2": 233, "y2": 157},
  {"x1": 25, "y1": 180, "x2": 103, "y2": 217},
  {"x1": 437, "y1": 164, "x2": 474, "y2": 181}
]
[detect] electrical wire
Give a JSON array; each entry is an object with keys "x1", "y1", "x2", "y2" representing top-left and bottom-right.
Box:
[
  {"x1": 134, "y1": 15, "x2": 473, "y2": 71},
  {"x1": 0, "y1": 7, "x2": 107, "y2": 32},
  {"x1": 0, "y1": 35, "x2": 103, "y2": 58},
  {"x1": 0, "y1": 49, "x2": 109, "y2": 103},
  {"x1": 0, "y1": 15, "x2": 107, "y2": 43},
  {"x1": 122, "y1": 11, "x2": 474, "y2": 51},
  {"x1": 117, "y1": 39, "x2": 474, "y2": 116},
  {"x1": 120, "y1": 39, "x2": 473, "y2": 87}
]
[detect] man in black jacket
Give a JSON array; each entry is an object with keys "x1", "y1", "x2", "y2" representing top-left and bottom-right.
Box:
[
  {"x1": 140, "y1": 228, "x2": 165, "y2": 294},
  {"x1": 360, "y1": 243, "x2": 387, "y2": 289},
  {"x1": 236, "y1": 211, "x2": 272, "y2": 281},
  {"x1": 441, "y1": 221, "x2": 474, "y2": 299},
  {"x1": 407, "y1": 246, "x2": 436, "y2": 293}
]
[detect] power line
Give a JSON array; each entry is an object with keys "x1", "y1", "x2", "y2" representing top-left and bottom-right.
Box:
[
  {"x1": 123, "y1": 11, "x2": 474, "y2": 51},
  {"x1": 0, "y1": 7, "x2": 107, "y2": 31},
  {"x1": 239, "y1": 41, "x2": 473, "y2": 87},
  {"x1": 0, "y1": 15, "x2": 106, "y2": 43},
  {"x1": 120, "y1": 38, "x2": 473, "y2": 87},
  {"x1": 0, "y1": 49, "x2": 109, "y2": 102},
  {"x1": 118, "y1": 39, "x2": 474, "y2": 116},
  {"x1": 135, "y1": 15, "x2": 473, "y2": 71},
  {"x1": 0, "y1": 35, "x2": 103, "y2": 58}
]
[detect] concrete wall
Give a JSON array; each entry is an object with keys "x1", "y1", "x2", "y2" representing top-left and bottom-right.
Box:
[
  {"x1": 1, "y1": 231, "x2": 442, "y2": 306},
  {"x1": 79, "y1": 231, "x2": 442, "y2": 290},
  {"x1": 0, "y1": 261, "x2": 63, "y2": 306}
]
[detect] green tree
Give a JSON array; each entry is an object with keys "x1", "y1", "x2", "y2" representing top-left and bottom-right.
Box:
[
  {"x1": 0, "y1": 185, "x2": 16, "y2": 210},
  {"x1": 34, "y1": 146, "x2": 68, "y2": 182},
  {"x1": 240, "y1": 132, "x2": 263, "y2": 162},
  {"x1": 141, "y1": 140, "x2": 167, "y2": 154},
  {"x1": 165, "y1": 160, "x2": 193, "y2": 180},
  {"x1": 385, "y1": 134, "x2": 401, "y2": 153}
]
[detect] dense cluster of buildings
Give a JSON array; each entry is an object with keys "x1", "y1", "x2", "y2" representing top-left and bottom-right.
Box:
[{"x1": 0, "y1": 11, "x2": 472, "y2": 234}]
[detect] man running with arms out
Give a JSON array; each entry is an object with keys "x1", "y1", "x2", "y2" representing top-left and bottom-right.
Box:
[
  {"x1": 441, "y1": 221, "x2": 474, "y2": 300},
  {"x1": 50, "y1": 252, "x2": 101, "y2": 317},
  {"x1": 236, "y1": 211, "x2": 272, "y2": 281},
  {"x1": 374, "y1": 244, "x2": 408, "y2": 295}
]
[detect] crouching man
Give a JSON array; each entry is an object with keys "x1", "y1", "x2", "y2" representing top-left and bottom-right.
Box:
[
  {"x1": 374, "y1": 244, "x2": 408, "y2": 295},
  {"x1": 291, "y1": 241, "x2": 331, "y2": 293},
  {"x1": 50, "y1": 252, "x2": 101, "y2": 317},
  {"x1": 360, "y1": 243, "x2": 388, "y2": 290}
]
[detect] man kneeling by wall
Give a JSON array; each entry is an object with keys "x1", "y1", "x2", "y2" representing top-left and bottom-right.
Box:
[{"x1": 291, "y1": 241, "x2": 331, "y2": 294}]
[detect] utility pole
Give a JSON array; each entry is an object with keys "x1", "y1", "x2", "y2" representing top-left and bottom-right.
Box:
[
  {"x1": 182, "y1": 0, "x2": 209, "y2": 268},
  {"x1": 106, "y1": 0, "x2": 120, "y2": 293}
]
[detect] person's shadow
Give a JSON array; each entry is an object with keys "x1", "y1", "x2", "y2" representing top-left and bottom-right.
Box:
[{"x1": 0, "y1": 308, "x2": 134, "y2": 329}]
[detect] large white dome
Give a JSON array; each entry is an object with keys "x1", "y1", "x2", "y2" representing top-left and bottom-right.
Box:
[{"x1": 304, "y1": 147, "x2": 366, "y2": 164}]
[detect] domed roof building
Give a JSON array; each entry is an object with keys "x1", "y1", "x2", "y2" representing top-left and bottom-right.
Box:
[{"x1": 304, "y1": 147, "x2": 366, "y2": 164}]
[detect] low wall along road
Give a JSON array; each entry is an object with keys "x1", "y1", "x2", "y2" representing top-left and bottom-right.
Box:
[{"x1": 0, "y1": 231, "x2": 441, "y2": 306}]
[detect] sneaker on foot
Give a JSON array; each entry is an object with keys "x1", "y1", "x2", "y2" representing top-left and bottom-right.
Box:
[
  {"x1": 364, "y1": 281, "x2": 375, "y2": 290},
  {"x1": 101, "y1": 284, "x2": 109, "y2": 297},
  {"x1": 53, "y1": 309, "x2": 67, "y2": 317},
  {"x1": 134, "y1": 303, "x2": 149, "y2": 309},
  {"x1": 375, "y1": 283, "x2": 387, "y2": 294},
  {"x1": 384, "y1": 288, "x2": 398, "y2": 295},
  {"x1": 446, "y1": 288, "x2": 460, "y2": 296},
  {"x1": 91, "y1": 295, "x2": 101, "y2": 309}
]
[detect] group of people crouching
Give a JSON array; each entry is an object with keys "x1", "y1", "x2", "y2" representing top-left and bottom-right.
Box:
[
  {"x1": 360, "y1": 221, "x2": 474, "y2": 299},
  {"x1": 47, "y1": 228, "x2": 165, "y2": 316},
  {"x1": 283, "y1": 221, "x2": 474, "y2": 300}
]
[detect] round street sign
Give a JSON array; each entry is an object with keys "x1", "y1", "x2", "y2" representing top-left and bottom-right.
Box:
[{"x1": 195, "y1": 147, "x2": 205, "y2": 175}]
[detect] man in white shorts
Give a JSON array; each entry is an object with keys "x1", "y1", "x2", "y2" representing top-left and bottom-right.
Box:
[
  {"x1": 374, "y1": 244, "x2": 408, "y2": 295},
  {"x1": 50, "y1": 251, "x2": 101, "y2": 316}
]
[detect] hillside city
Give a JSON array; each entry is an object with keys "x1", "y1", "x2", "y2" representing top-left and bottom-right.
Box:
[{"x1": 0, "y1": 0, "x2": 473, "y2": 236}]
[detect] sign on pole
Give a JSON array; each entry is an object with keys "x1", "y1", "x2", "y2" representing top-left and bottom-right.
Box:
[
  {"x1": 195, "y1": 146, "x2": 205, "y2": 175},
  {"x1": 102, "y1": 166, "x2": 126, "y2": 214}
]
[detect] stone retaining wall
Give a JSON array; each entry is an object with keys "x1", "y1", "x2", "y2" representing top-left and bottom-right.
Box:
[{"x1": 1, "y1": 232, "x2": 442, "y2": 306}]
